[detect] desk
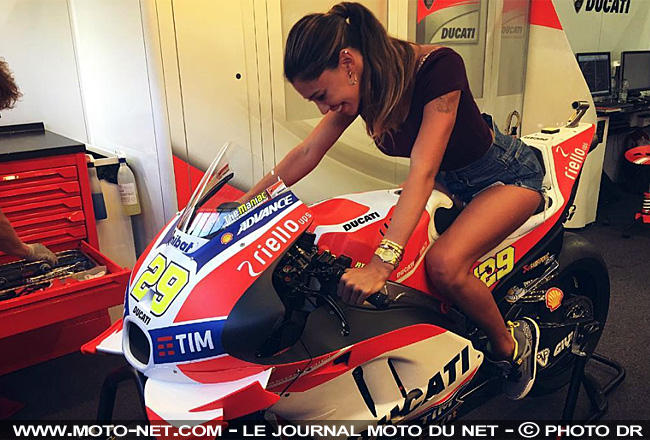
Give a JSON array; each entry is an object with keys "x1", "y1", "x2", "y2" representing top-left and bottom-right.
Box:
[
  {"x1": 596, "y1": 100, "x2": 650, "y2": 133},
  {"x1": 597, "y1": 100, "x2": 650, "y2": 183}
]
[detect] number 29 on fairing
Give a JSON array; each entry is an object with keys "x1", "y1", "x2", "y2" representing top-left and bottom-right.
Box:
[
  {"x1": 473, "y1": 247, "x2": 515, "y2": 287},
  {"x1": 131, "y1": 254, "x2": 190, "y2": 316}
]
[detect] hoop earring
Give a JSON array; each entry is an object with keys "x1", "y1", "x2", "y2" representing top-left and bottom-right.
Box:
[{"x1": 348, "y1": 70, "x2": 357, "y2": 86}]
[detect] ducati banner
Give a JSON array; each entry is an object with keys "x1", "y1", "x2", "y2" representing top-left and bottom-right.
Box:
[
  {"x1": 417, "y1": 0, "x2": 481, "y2": 44},
  {"x1": 501, "y1": 0, "x2": 528, "y2": 39}
]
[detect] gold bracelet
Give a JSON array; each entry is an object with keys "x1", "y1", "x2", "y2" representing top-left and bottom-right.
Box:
[
  {"x1": 374, "y1": 239, "x2": 404, "y2": 268},
  {"x1": 379, "y1": 239, "x2": 404, "y2": 252}
]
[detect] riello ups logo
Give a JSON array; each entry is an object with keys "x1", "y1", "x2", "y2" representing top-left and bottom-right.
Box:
[{"x1": 574, "y1": 0, "x2": 631, "y2": 14}]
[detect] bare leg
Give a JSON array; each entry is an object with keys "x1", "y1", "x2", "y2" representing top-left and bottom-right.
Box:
[{"x1": 425, "y1": 185, "x2": 541, "y2": 359}]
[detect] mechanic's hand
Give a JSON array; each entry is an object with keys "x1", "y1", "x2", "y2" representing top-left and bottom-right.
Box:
[
  {"x1": 25, "y1": 243, "x2": 58, "y2": 266},
  {"x1": 337, "y1": 258, "x2": 393, "y2": 306}
]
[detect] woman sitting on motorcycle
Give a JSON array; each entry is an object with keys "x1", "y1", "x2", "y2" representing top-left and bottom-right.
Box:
[{"x1": 243, "y1": 1, "x2": 543, "y2": 400}]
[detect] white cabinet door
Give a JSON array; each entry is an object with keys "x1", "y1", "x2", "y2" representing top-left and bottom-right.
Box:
[{"x1": 158, "y1": 0, "x2": 259, "y2": 180}]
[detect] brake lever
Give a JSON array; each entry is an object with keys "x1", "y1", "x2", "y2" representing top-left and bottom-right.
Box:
[
  {"x1": 366, "y1": 292, "x2": 390, "y2": 309},
  {"x1": 319, "y1": 293, "x2": 351, "y2": 336}
]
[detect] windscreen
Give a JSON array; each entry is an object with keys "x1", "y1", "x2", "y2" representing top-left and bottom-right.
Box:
[{"x1": 176, "y1": 142, "x2": 275, "y2": 238}]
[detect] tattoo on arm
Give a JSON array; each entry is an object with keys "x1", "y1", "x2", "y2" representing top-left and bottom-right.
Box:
[{"x1": 432, "y1": 93, "x2": 456, "y2": 113}]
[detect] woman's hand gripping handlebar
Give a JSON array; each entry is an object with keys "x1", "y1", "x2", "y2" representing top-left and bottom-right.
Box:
[{"x1": 331, "y1": 257, "x2": 391, "y2": 309}]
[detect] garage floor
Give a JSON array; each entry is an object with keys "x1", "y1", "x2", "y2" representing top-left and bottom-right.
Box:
[{"x1": 1, "y1": 190, "x2": 649, "y2": 422}]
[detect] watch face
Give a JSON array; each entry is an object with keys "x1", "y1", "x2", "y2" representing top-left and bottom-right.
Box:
[{"x1": 379, "y1": 248, "x2": 397, "y2": 262}]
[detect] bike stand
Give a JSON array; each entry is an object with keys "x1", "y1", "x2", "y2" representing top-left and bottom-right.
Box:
[
  {"x1": 96, "y1": 364, "x2": 148, "y2": 423},
  {"x1": 562, "y1": 352, "x2": 625, "y2": 422},
  {"x1": 622, "y1": 216, "x2": 649, "y2": 238}
]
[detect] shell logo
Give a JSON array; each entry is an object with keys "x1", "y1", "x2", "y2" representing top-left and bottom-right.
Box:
[
  {"x1": 545, "y1": 287, "x2": 564, "y2": 312},
  {"x1": 220, "y1": 232, "x2": 234, "y2": 245}
]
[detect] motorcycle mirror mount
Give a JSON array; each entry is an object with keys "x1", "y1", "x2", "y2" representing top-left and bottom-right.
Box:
[{"x1": 566, "y1": 100, "x2": 590, "y2": 128}]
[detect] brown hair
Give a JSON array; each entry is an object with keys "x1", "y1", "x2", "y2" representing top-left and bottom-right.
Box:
[
  {"x1": 0, "y1": 59, "x2": 22, "y2": 110},
  {"x1": 284, "y1": 2, "x2": 416, "y2": 143}
]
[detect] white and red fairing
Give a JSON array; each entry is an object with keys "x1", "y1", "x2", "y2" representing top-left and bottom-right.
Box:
[
  {"x1": 83, "y1": 119, "x2": 593, "y2": 436},
  {"x1": 309, "y1": 123, "x2": 595, "y2": 297},
  {"x1": 83, "y1": 1, "x2": 598, "y2": 430}
]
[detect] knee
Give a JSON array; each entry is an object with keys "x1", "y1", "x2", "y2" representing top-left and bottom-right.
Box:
[{"x1": 425, "y1": 250, "x2": 467, "y2": 293}]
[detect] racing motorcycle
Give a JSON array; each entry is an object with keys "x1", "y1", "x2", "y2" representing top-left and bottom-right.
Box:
[{"x1": 84, "y1": 102, "x2": 609, "y2": 435}]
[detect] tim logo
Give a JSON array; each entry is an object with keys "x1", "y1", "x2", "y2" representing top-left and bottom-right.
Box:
[
  {"x1": 575, "y1": 0, "x2": 631, "y2": 14},
  {"x1": 150, "y1": 320, "x2": 226, "y2": 364},
  {"x1": 155, "y1": 331, "x2": 214, "y2": 359}
]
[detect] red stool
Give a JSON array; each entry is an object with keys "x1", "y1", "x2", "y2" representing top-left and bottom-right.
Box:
[{"x1": 622, "y1": 145, "x2": 650, "y2": 238}]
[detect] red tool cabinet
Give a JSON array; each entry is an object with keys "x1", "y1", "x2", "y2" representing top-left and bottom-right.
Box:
[{"x1": 0, "y1": 123, "x2": 130, "y2": 375}]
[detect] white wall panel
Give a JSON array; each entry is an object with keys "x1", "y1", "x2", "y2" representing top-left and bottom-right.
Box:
[
  {"x1": 0, "y1": 0, "x2": 87, "y2": 142},
  {"x1": 162, "y1": 0, "x2": 253, "y2": 171},
  {"x1": 69, "y1": 0, "x2": 172, "y2": 252}
]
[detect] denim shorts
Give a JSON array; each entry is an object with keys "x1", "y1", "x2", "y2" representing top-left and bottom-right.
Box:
[{"x1": 439, "y1": 114, "x2": 544, "y2": 204}]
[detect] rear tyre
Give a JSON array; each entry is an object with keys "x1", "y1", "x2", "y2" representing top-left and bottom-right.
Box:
[{"x1": 531, "y1": 232, "x2": 610, "y2": 395}]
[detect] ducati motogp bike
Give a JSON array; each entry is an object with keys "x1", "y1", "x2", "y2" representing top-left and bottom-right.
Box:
[{"x1": 85, "y1": 102, "x2": 612, "y2": 435}]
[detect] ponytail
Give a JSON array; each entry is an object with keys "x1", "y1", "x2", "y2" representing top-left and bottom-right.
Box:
[{"x1": 284, "y1": 2, "x2": 416, "y2": 143}]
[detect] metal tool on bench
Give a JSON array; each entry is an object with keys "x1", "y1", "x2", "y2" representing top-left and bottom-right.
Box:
[{"x1": 0, "y1": 250, "x2": 98, "y2": 302}]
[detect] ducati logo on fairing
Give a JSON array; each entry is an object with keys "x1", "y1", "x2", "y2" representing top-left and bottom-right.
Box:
[
  {"x1": 377, "y1": 346, "x2": 470, "y2": 424},
  {"x1": 396, "y1": 260, "x2": 416, "y2": 278},
  {"x1": 237, "y1": 219, "x2": 301, "y2": 277},
  {"x1": 343, "y1": 211, "x2": 381, "y2": 231},
  {"x1": 132, "y1": 305, "x2": 151, "y2": 326}
]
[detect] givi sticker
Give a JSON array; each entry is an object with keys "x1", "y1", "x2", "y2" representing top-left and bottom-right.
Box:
[{"x1": 545, "y1": 287, "x2": 564, "y2": 312}]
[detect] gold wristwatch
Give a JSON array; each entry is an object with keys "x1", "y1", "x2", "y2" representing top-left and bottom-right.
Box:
[{"x1": 374, "y1": 239, "x2": 404, "y2": 269}]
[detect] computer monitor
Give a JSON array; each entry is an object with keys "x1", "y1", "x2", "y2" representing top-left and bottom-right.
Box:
[
  {"x1": 576, "y1": 52, "x2": 611, "y2": 98},
  {"x1": 621, "y1": 51, "x2": 650, "y2": 94}
]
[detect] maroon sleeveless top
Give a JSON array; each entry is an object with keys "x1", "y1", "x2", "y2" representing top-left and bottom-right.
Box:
[{"x1": 376, "y1": 48, "x2": 492, "y2": 171}]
